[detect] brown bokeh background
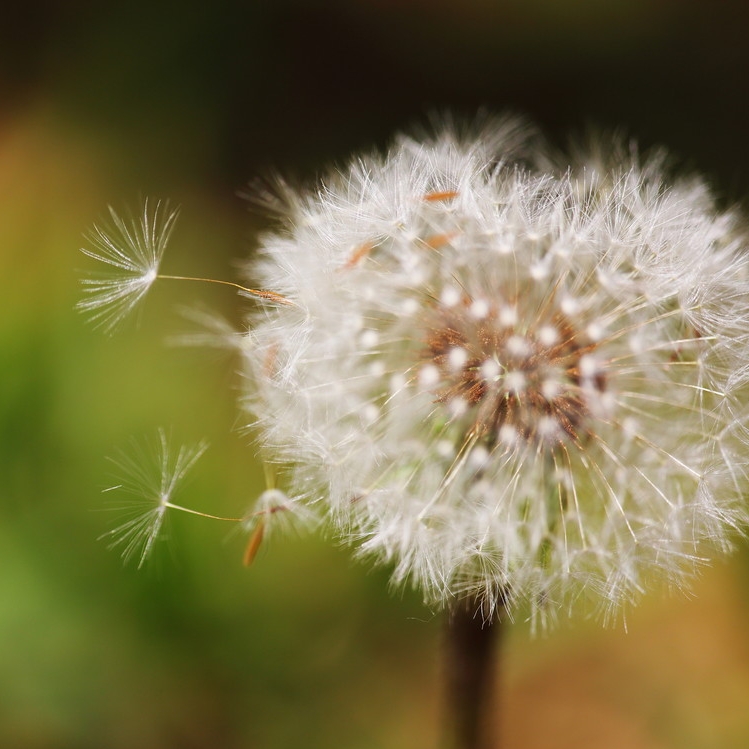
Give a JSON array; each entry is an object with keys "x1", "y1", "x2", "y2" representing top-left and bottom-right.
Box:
[{"x1": 3, "y1": 1, "x2": 749, "y2": 747}]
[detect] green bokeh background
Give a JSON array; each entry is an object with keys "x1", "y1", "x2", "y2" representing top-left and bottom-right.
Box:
[{"x1": 4, "y1": 1, "x2": 749, "y2": 747}]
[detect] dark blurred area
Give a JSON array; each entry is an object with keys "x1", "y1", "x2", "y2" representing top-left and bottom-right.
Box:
[
  {"x1": 2, "y1": 1, "x2": 749, "y2": 748},
  {"x1": 4, "y1": 0, "x2": 749, "y2": 191}
]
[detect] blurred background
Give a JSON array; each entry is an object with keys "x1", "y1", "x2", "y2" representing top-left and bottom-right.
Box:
[{"x1": 3, "y1": 1, "x2": 749, "y2": 747}]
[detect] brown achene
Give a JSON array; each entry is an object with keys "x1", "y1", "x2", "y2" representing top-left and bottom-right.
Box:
[{"x1": 424, "y1": 296, "x2": 606, "y2": 448}]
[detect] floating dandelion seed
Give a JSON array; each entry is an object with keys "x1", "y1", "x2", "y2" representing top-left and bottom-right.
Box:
[
  {"x1": 78, "y1": 199, "x2": 178, "y2": 333},
  {"x1": 242, "y1": 119, "x2": 749, "y2": 625},
  {"x1": 78, "y1": 200, "x2": 293, "y2": 334},
  {"x1": 100, "y1": 429, "x2": 209, "y2": 567},
  {"x1": 100, "y1": 430, "x2": 313, "y2": 567}
]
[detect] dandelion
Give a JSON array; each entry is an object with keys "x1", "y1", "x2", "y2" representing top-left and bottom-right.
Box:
[
  {"x1": 82, "y1": 117, "x2": 749, "y2": 749},
  {"x1": 78, "y1": 200, "x2": 292, "y2": 334},
  {"x1": 241, "y1": 118, "x2": 749, "y2": 627}
]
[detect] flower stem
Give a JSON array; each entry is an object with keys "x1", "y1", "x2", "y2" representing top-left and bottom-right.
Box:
[{"x1": 443, "y1": 598, "x2": 503, "y2": 749}]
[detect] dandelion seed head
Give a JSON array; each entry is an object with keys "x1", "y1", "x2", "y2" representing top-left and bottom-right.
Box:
[{"x1": 242, "y1": 118, "x2": 749, "y2": 626}]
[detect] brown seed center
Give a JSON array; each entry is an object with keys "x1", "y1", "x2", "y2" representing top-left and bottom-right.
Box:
[{"x1": 423, "y1": 296, "x2": 605, "y2": 447}]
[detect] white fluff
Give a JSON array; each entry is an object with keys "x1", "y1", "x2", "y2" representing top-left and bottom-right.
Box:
[{"x1": 241, "y1": 119, "x2": 749, "y2": 625}]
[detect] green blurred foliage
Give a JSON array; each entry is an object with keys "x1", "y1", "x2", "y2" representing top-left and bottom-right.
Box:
[{"x1": 3, "y1": 1, "x2": 749, "y2": 747}]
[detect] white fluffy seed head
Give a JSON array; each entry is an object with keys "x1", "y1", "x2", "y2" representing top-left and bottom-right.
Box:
[{"x1": 242, "y1": 117, "x2": 749, "y2": 628}]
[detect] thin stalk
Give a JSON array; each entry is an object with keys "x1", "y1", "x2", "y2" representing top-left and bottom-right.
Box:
[
  {"x1": 158, "y1": 274, "x2": 294, "y2": 306},
  {"x1": 443, "y1": 599, "x2": 503, "y2": 749}
]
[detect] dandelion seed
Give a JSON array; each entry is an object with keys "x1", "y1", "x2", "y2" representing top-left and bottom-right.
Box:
[
  {"x1": 100, "y1": 429, "x2": 208, "y2": 567},
  {"x1": 241, "y1": 487, "x2": 318, "y2": 566},
  {"x1": 242, "y1": 118, "x2": 749, "y2": 625},
  {"x1": 78, "y1": 199, "x2": 178, "y2": 333},
  {"x1": 78, "y1": 198, "x2": 293, "y2": 334}
]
